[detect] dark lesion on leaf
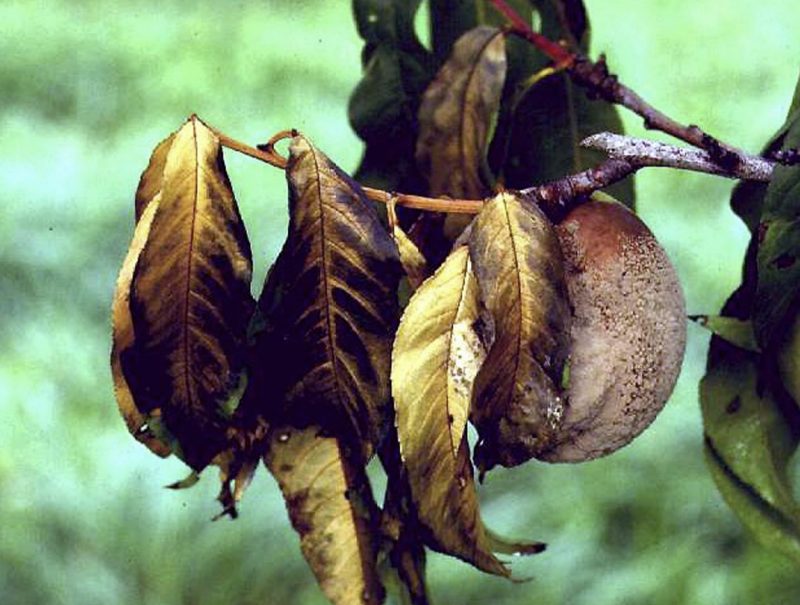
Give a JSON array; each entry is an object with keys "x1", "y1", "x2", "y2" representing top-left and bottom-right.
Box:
[{"x1": 726, "y1": 396, "x2": 742, "y2": 415}]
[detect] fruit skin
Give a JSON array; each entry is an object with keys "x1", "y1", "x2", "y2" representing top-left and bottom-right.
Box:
[{"x1": 538, "y1": 200, "x2": 687, "y2": 462}]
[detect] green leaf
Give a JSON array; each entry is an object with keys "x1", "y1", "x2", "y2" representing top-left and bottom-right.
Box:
[
  {"x1": 353, "y1": 0, "x2": 423, "y2": 48},
  {"x1": 253, "y1": 134, "x2": 402, "y2": 462},
  {"x1": 755, "y1": 71, "x2": 800, "y2": 349},
  {"x1": 700, "y1": 72, "x2": 800, "y2": 564},
  {"x1": 349, "y1": 0, "x2": 435, "y2": 192},
  {"x1": 731, "y1": 74, "x2": 800, "y2": 234},
  {"x1": 499, "y1": 67, "x2": 634, "y2": 206},
  {"x1": 690, "y1": 315, "x2": 760, "y2": 353},
  {"x1": 392, "y1": 246, "x2": 544, "y2": 575},
  {"x1": 778, "y1": 313, "x2": 800, "y2": 409},
  {"x1": 487, "y1": 0, "x2": 634, "y2": 208},
  {"x1": 701, "y1": 337, "x2": 800, "y2": 564},
  {"x1": 530, "y1": 0, "x2": 589, "y2": 48},
  {"x1": 429, "y1": 0, "x2": 532, "y2": 63}
]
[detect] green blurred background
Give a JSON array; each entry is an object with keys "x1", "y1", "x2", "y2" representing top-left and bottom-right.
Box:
[{"x1": 2, "y1": 1, "x2": 799, "y2": 603}]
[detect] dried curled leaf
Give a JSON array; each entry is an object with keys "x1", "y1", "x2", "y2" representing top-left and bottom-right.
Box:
[
  {"x1": 387, "y1": 200, "x2": 429, "y2": 292},
  {"x1": 468, "y1": 192, "x2": 571, "y2": 471},
  {"x1": 416, "y1": 26, "x2": 506, "y2": 199},
  {"x1": 378, "y1": 430, "x2": 430, "y2": 605},
  {"x1": 392, "y1": 246, "x2": 543, "y2": 575},
  {"x1": 111, "y1": 196, "x2": 171, "y2": 457},
  {"x1": 255, "y1": 134, "x2": 402, "y2": 461},
  {"x1": 119, "y1": 116, "x2": 255, "y2": 471},
  {"x1": 264, "y1": 426, "x2": 385, "y2": 605}
]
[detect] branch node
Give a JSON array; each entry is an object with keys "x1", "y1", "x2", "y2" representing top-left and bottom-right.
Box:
[
  {"x1": 700, "y1": 132, "x2": 741, "y2": 171},
  {"x1": 771, "y1": 148, "x2": 800, "y2": 166},
  {"x1": 569, "y1": 54, "x2": 619, "y2": 105}
]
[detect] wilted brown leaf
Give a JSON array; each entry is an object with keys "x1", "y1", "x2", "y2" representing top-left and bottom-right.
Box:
[
  {"x1": 134, "y1": 132, "x2": 175, "y2": 222},
  {"x1": 392, "y1": 246, "x2": 543, "y2": 575},
  {"x1": 375, "y1": 424, "x2": 430, "y2": 605},
  {"x1": 468, "y1": 192, "x2": 571, "y2": 471},
  {"x1": 414, "y1": 26, "x2": 507, "y2": 250},
  {"x1": 416, "y1": 26, "x2": 506, "y2": 199},
  {"x1": 120, "y1": 116, "x2": 255, "y2": 471},
  {"x1": 254, "y1": 134, "x2": 401, "y2": 461},
  {"x1": 111, "y1": 196, "x2": 172, "y2": 457},
  {"x1": 264, "y1": 425, "x2": 385, "y2": 605}
]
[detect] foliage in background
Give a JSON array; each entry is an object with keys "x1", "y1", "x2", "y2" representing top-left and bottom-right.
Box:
[
  {"x1": 3, "y1": 1, "x2": 800, "y2": 604},
  {"x1": 700, "y1": 77, "x2": 800, "y2": 565}
]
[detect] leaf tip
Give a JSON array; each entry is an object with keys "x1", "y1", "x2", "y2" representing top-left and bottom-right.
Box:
[{"x1": 164, "y1": 470, "x2": 201, "y2": 490}]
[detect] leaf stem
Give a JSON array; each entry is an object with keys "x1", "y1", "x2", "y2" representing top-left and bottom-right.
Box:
[
  {"x1": 490, "y1": 0, "x2": 573, "y2": 67},
  {"x1": 211, "y1": 126, "x2": 484, "y2": 214},
  {"x1": 362, "y1": 187, "x2": 482, "y2": 214},
  {"x1": 209, "y1": 125, "x2": 290, "y2": 169}
]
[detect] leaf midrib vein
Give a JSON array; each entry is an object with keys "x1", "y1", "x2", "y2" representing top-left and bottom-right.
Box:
[
  {"x1": 182, "y1": 119, "x2": 200, "y2": 414},
  {"x1": 501, "y1": 197, "x2": 523, "y2": 402}
]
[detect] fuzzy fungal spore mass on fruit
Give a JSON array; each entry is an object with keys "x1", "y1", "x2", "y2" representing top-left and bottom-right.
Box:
[{"x1": 540, "y1": 200, "x2": 687, "y2": 462}]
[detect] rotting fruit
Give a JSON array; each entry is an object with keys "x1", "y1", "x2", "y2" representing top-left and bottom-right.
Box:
[{"x1": 538, "y1": 199, "x2": 687, "y2": 462}]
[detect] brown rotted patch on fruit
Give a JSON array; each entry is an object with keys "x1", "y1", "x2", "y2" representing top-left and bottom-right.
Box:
[
  {"x1": 556, "y1": 200, "x2": 650, "y2": 268},
  {"x1": 539, "y1": 201, "x2": 686, "y2": 463}
]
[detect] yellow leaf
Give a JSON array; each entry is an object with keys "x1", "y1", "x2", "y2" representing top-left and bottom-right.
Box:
[
  {"x1": 387, "y1": 199, "x2": 430, "y2": 292},
  {"x1": 468, "y1": 192, "x2": 571, "y2": 471},
  {"x1": 265, "y1": 426, "x2": 385, "y2": 605},
  {"x1": 392, "y1": 246, "x2": 543, "y2": 575}
]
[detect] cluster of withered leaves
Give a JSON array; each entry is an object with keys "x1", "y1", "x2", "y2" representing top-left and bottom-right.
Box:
[{"x1": 112, "y1": 2, "x2": 642, "y2": 603}]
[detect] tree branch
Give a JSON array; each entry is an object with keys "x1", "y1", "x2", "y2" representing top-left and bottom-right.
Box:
[
  {"x1": 522, "y1": 158, "x2": 636, "y2": 221},
  {"x1": 581, "y1": 132, "x2": 775, "y2": 182},
  {"x1": 568, "y1": 56, "x2": 752, "y2": 169},
  {"x1": 487, "y1": 0, "x2": 794, "y2": 173}
]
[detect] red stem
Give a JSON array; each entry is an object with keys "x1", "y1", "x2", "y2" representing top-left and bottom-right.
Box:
[{"x1": 489, "y1": 0, "x2": 574, "y2": 66}]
